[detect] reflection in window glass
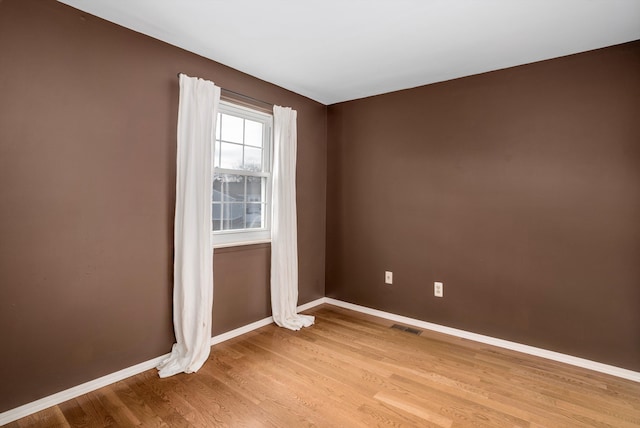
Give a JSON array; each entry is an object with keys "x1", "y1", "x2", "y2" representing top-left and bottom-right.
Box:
[
  {"x1": 246, "y1": 176, "x2": 263, "y2": 201},
  {"x1": 245, "y1": 204, "x2": 263, "y2": 228}
]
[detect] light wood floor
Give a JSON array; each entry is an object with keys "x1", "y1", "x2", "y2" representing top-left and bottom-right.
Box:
[{"x1": 7, "y1": 304, "x2": 640, "y2": 427}]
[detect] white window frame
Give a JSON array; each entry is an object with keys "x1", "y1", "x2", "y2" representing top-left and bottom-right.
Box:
[{"x1": 212, "y1": 101, "x2": 273, "y2": 248}]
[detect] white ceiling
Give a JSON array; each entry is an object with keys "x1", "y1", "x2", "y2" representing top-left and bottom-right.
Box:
[{"x1": 58, "y1": 0, "x2": 640, "y2": 105}]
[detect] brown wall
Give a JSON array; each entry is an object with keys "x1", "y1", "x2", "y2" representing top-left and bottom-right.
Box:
[
  {"x1": 326, "y1": 41, "x2": 640, "y2": 372},
  {"x1": 0, "y1": 0, "x2": 326, "y2": 412},
  {"x1": 1, "y1": 0, "x2": 638, "y2": 415}
]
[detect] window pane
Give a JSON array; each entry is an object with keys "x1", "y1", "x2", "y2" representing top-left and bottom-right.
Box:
[
  {"x1": 220, "y1": 204, "x2": 232, "y2": 230},
  {"x1": 246, "y1": 177, "x2": 264, "y2": 203},
  {"x1": 244, "y1": 120, "x2": 263, "y2": 148},
  {"x1": 213, "y1": 173, "x2": 245, "y2": 200},
  {"x1": 245, "y1": 204, "x2": 263, "y2": 229},
  {"x1": 224, "y1": 203, "x2": 245, "y2": 230},
  {"x1": 220, "y1": 142, "x2": 243, "y2": 169},
  {"x1": 212, "y1": 203, "x2": 248, "y2": 231},
  {"x1": 212, "y1": 178, "x2": 222, "y2": 201},
  {"x1": 246, "y1": 179, "x2": 265, "y2": 230},
  {"x1": 220, "y1": 114, "x2": 243, "y2": 143},
  {"x1": 212, "y1": 203, "x2": 222, "y2": 230},
  {"x1": 244, "y1": 146, "x2": 262, "y2": 171}
]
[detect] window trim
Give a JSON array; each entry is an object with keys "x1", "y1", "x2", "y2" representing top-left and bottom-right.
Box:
[{"x1": 212, "y1": 101, "x2": 273, "y2": 248}]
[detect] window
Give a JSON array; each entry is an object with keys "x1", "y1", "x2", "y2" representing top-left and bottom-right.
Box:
[{"x1": 212, "y1": 101, "x2": 272, "y2": 247}]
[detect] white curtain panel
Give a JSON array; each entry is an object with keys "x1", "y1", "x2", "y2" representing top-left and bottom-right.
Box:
[
  {"x1": 271, "y1": 106, "x2": 315, "y2": 331},
  {"x1": 157, "y1": 75, "x2": 220, "y2": 378}
]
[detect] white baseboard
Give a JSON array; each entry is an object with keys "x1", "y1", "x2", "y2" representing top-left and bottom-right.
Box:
[
  {"x1": 208, "y1": 297, "x2": 326, "y2": 346},
  {"x1": 3, "y1": 296, "x2": 637, "y2": 425},
  {"x1": 210, "y1": 317, "x2": 274, "y2": 346},
  {"x1": 324, "y1": 297, "x2": 640, "y2": 383},
  {"x1": 296, "y1": 297, "x2": 327, "y2": 313},
  {"x1": 0, "y1": 298, "x2": 326, "y2": 426},
  {"x1": 0, "y1": 354, "x2": 170, "y2": 426}
]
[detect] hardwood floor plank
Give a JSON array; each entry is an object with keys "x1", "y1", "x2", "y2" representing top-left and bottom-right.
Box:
[
  {"x1": 7, "y1": 304, "x2": 640, "y2": 427},
  {"x1": 57, "y1": 398, "x2": 91, "y2": 428},
  {"x1": 73, "y1": 392, "x2": 117, "y2": 428},
  {"x1": 94, "y1": 385, "x2": 142, "y2": 427},
  {"x1": 357, "y1": 402, "x2": 443, "y2": 428},
  {"x1": 381, "y1": 376, "x2": 529, "y2": 428},
  {"x1": 388, "y1": 371, "x2": 531, "y2": 422},
  {"x1": 230, "y1": 342, "x2": 369, "y2": 427},
  {"x1": 109, "y1": 380, "x2": 168, "y2": 427},
  {"x1": 184, "y1": 368, "x2": 281, "y2": 427},
  {"x1": 373, "y1": 390, "x2": 454, "y2": 427},
  {"x1": 17, "y1": 406, "x2": 70, "y2": 428},
  {"x1": 248, "y1": 329, "x2": 391, "y2": 395},
  {"x1": 124, "y1": 372, "x2": 191, "y2": 427},
  {"x1": 148, "y1": 374, "x2": 217, "y2": 427}
]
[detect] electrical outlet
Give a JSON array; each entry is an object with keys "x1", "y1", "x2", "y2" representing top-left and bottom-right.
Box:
[
  {"x1": 434, "y1": 281, "x2": 443, "y2": 297},
  {"x1": 385, "y1": 271, "x2": 393, "y2": 285}
]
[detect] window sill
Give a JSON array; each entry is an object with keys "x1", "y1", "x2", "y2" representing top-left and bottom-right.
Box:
[{"x1": 212, "y1": 238, "x2": 271, "y2": 250}]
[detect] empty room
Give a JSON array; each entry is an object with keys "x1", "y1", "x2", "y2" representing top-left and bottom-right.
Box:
[{"x1": 1, "y1": 0, "x2": 639, "y2": 426}]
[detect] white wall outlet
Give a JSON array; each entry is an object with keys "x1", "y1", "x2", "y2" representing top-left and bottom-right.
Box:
[
  {"x1": 385, "y1": 271, "x2": 393, "y2": 285},
  {"x1": 434, "y1": 281, "x2": 443, "y2": 297}
]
